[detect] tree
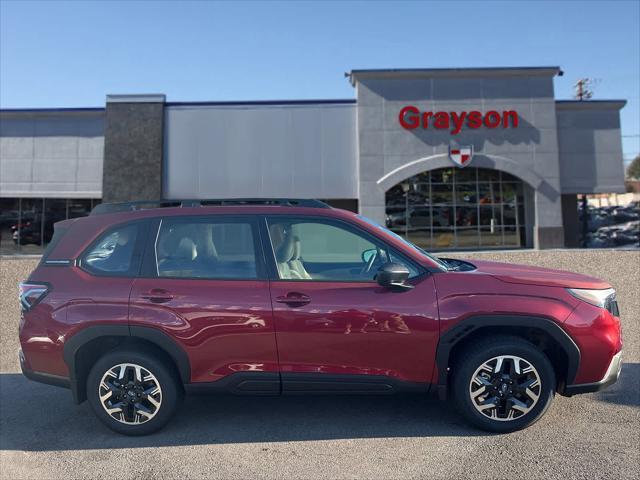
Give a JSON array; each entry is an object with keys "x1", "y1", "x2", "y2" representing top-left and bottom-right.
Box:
[{"x1": 627, "y1": 155, "x2": 640, "y2": 179}]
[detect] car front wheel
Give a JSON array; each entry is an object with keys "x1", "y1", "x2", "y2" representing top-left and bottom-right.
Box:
[
  {"x1": 452, "y1": 336, "x2": 556, "y2": 433},
  {"x1": 86, "y1": 348, "x2": 182, "y2": 435}
]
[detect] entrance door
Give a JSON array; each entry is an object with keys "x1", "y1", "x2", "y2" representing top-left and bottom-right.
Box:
[{"x1": 264, "y1": 216, "x2": 439, "y2": 392}]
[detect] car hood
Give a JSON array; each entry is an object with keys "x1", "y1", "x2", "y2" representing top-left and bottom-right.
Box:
[{"x1": 468, "y1": 259, "x2": 611, "y2": 289}]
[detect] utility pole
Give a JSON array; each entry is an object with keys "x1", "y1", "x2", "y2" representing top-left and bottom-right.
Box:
[
  {"x1": 574, "y1": 78, "x2": 594, "y2": 101},
  {"x1": 575, "y1": 77, "x2": 597, "y2": 247},
  {"x1": 581, "y1": 194, "x2": 589, "y2": 247}
]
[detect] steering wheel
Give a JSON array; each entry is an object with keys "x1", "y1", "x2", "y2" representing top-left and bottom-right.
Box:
[{"x1": 360, "y1": 249, "x2": 379, "y2": 276}]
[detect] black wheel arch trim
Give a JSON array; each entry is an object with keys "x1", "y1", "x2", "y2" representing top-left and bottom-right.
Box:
[
  {"x1": 63, "y1": 324, "x2": 191, "y2": 403},
  {"x1": 435, "y1": 315, "x2": 580, "y2": 394}
]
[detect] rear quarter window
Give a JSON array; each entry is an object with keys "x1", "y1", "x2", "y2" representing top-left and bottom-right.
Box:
[{"x1": 80, "y1": 223, "x2": 143, "y2": 276}]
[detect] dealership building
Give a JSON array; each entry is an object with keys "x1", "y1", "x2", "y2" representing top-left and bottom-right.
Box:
[{"x1": 0, "y1": 66, "x2": 627, "y2": 253}]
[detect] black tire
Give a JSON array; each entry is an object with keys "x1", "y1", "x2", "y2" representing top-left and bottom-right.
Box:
[
  {"x1": 451, "y1": 335, "x2": 556, "y2": 433},
  {"x1": 86, "y1": 347, "x2": 183, "y2": 435}
]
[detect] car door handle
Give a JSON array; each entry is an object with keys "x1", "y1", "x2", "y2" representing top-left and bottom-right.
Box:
[
  {"x1": 140, "y1": 289, "x2": 174, "y2": 303},
  {"x1": 275, "y1": 293, "x2": 311, "y2": 307}
]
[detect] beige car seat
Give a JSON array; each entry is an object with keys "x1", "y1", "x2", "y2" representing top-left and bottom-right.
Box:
[
  {"x1": 273, "y1": 228, "x2": 311, "y2": 280},
  {"x1": 157, "y1": 227, "x2": 198, "y2": 275},
  {"x1": 288, "y1": 236, "x2": 312, "y2": 280}
]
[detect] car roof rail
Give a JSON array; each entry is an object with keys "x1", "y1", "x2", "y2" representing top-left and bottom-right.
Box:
[{"x1": 90, "y1": 198, "x2": 332, "y2": 215}]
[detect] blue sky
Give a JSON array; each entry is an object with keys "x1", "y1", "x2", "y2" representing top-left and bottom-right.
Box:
[{"x1": 1, "y1": 0, "x2": 638, "y2": 163}]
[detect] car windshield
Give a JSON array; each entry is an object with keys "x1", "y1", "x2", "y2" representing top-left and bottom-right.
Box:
[{"x1": 357, "y1": 215, "x2": 449, "y2": 271}]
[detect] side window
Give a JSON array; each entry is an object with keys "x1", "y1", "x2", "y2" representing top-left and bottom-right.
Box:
[
  {"x1": 267, "y1": 218, "x2": 419, "y2": 282},
  {"x1": 154, "y1": 219, "x2": 258, "y2": 279},
  {"x1": 82, "y1": 224, "x2": 139, "y2": 275}
]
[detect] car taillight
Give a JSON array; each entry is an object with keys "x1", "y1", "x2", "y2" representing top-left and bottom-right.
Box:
[{"x1": 19, "y1": 282, "x2": 50, "y2": 312}]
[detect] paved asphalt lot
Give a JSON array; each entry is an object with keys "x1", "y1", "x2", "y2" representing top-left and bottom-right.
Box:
[{"x1": 1, "y1": 250, "x2": 638, "y2": 479}]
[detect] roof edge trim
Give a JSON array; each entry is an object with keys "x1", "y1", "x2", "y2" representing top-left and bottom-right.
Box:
[
  {"x1": 348, "y1": 66, "x2": 562, "y2": 85},
  {"x1": 555, "y1": 100, "x2": 627, "y2": 110}
]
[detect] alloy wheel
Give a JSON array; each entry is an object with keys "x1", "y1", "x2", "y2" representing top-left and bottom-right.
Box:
[
  {"x1": 468, "y1": 355, "x2": 541, "y2": 421},
  {"x1": 98, "y1": 363, "x2": 163, "y2": 425}
]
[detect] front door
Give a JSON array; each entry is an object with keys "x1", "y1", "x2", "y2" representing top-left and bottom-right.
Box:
[
  {"x1": 129, "y1": 215, "x2": 279, "y2": 390},
  {"x1": 264, "y1": 216, "x2": 439, "y2": 392}
]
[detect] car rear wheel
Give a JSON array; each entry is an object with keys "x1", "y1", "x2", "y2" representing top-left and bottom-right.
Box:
[
  {"x1": 86, "y1": 348, "x2": 182, "y2": 435},
  {"x1": 452, "y1": 336, "x2": 556, "y2": 433}
]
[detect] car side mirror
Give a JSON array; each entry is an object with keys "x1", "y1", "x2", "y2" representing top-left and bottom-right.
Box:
[{"x1": 375, "y1": 262, "x2": 414, "y2": 291}]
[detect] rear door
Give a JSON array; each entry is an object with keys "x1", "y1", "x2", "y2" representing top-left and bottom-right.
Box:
[{"x1": 129, "y1": 215, "x2": 279, "y2": 390}]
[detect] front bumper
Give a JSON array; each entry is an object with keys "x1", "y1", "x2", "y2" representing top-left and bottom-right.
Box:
[{"x1": 563, "y1": 350, "x2": 622, "y2": 396}]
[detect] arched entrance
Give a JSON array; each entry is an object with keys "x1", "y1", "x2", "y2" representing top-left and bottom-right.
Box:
[{"x1": 385, "y1": 167, "x2": 528, "y2": 250}]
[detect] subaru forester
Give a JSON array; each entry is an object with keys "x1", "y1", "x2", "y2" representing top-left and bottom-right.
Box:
[{"x1": 19, "y1": 199, "x2": 623, "y2": 435}]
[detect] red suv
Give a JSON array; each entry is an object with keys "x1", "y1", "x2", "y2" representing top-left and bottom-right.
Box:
[{"x1": 19, "y1": 199, "x2": 623, "y2": 435}]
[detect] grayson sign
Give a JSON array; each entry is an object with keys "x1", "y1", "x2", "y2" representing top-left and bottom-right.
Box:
[{"x1": 398, "y1": 106, "x2": 519, "y2": 134}]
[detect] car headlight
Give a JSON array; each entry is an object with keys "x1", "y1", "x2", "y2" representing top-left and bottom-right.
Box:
[{"x1": 567, "y1": 287, "x2": 616, "y2": 308}]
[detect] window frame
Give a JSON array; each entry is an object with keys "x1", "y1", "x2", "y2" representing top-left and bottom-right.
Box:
[
  {"x1": 140, "y1": 214, "x2": 268, "y2": 281},
  {"x1": 78, "y1": 219, "x2": 150, "y2": 278},
  {"x1": 260, "y1": 215, "x2": 426, "y2": 283}
]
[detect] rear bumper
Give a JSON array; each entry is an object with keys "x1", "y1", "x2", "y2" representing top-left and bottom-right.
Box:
[
  {"x1": 20, "y1": 349, "x2": 70, "y2": 390},
  {"x1": 562, "y1": 350, "x2": 622, "y2": 396}
]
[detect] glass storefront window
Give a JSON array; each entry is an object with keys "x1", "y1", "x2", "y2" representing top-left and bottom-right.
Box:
[
  {"x1": 409, "y1": 206, "x2": 431, "y2": 227},
  {"x1": 479, "y1": 205, "x2": 500, "y2": 226},
  {"x1": 455, "y1": 184, "x2": 477, "y2": 204},
  {"x1": 456, "y1": 206, "x2": 478, "y2": 227},
  {"x1": 431, "y1": 168, "x2": 454, "y2": 184},
  {"x1": 47, "y1": 199, "x2": 68, "y2": 223},
  {"x1": 478, "y1": 169, "x2": 501, "y2": 182},
  {"x1": 433, "y1": 228, "x2": 456, "y2": 249},
  {"x1": 0, "y1": 198, "x2": 20, "y2": 255},
  {"x1": 480, "y1": 227, "x2": 503, "y2": 247},
  {"x1": 14, "y1": 199, "x2": 45, "y2": 254},
  {"x1": 410, "y1": 172, "x2": 431, "y2": 183},
  {"x1": 456, "y1": 227, "x2": 480, "y2": 248},
  {"x1": 0, "y1": 198, "x2": 101, "y2": 255},
  {"x1": 503, "y1": 226, "x2": 521, "y2": 247},
  {"x1": 432, "y1": 206, "x2": 454, "y2": 227},
  {"x1": 431, "y1": 184, "x2": 453, "y2": 204},
  {"x1": 502, "y1": 183, "x2": 521, "y2": 204},
  {"x1": 478, "y1": 183, "x2": 497, "y2": 204},
  {"x1": 501, "y1": 171, "x2": 520, "y2": 182},
  {"x1": 455, "y1": 168, "x2": 477, "y2": 183},
  {"x1": 408, "y1": 228, "x2": 432, "y2": 249},
  {"x1": 408, "y1": 187, "x2": 430, "y2": 207},
  {"x1": 503, "y1": 205, "x2": 518, "y2": 225},
  {"x1": 385, "y1": 167, "x2": 527, "y2": 250},
  {"x1": 68, "y1": 199, "x2": 96, "y2": 218}
]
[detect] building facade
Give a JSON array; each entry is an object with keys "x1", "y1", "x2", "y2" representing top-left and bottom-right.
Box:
[{"x1": 0, "y1": 66, "x2": 626, "y2": 254}]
